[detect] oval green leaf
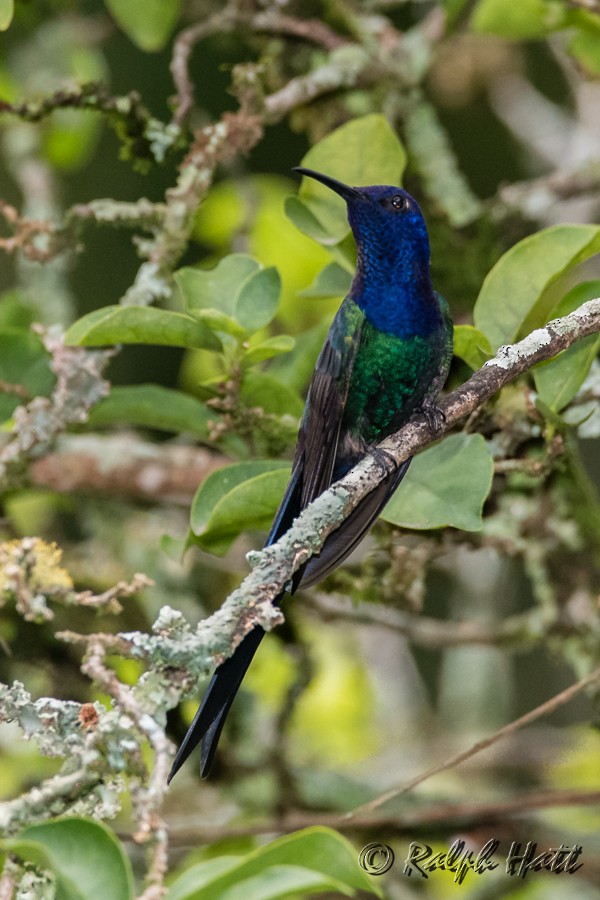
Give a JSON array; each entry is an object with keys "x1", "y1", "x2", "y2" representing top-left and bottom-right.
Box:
[
  {"x1": 382, "y1": 433, "x2": 494, "y2": 531},
  {"x1": 299, "y1": 262, "x2": 352, "y2": 299},
  {"x1": 190, "y1": 460, "x2": 290, "y2": 537},
  {"x1": 188, "y1": 308, "x2": 248, "y2": 339},
  {"x1": 88, "y1": 384, "x2": 214, "y2": 436},
  {"x1": 0, "y1": 0, "x2": 14, "y2": 30},
  {"x1": 241, "y1": 371, "x2": 305, "y2": 418},
  {"x1": 167, "y1": 826, "x2": 381, "y2": 900},
  {"x1": 242, "y1": 335, "x2": 295, "y2": 368},
  {"x1": 175, "y1": 255, "x2": 260, "y2": 316},
  {"x1": 453, "y1": 324, "x2": 492, "y2": 370},
  {"x1": 3, "y1": 817, "x2": 134, "y2": 900},
  {"x1": 190, "y1": 462, "x2": 291, "y2": 554},
  {"x1": 103, "y1": 0, "x2": 181, "y2": 51},
  {"x1": 471, "y1": 0, "x2": 566, "y2": 39},
  {"x1": 234, "y1": 266, "x2": 281, "y2": 331},
  {"x1": 474, "y1": 224, "x2": 600, "y2": 350},
  {"x1": 296, "y1": 114, "x2": 407, "y2": 243},
  {"x1": 65, "y1": 306, "x2": 222, "y2": 351}
]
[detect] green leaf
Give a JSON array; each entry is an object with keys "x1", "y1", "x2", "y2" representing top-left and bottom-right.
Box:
[
  {"x1": 167, "y1": 826, "x2": 380, "y2": 900},
  {"x1": 188, "y1": 308, "x2": 248, "y2": 339},
  {"x1": 471, "y1": 0, "x2": 566, "y2": 39},
  {"x1": 287, "y1": 115, "x2": 406, "y2": 247},
  {"x1": 241, "y1": 371, "x2": 304, "y2": 418},
  {"x1": 65, "y1": 306, "x2": 222, "y2": 352},
  {"x1": 171, "y1": 864, "x2": 356, "y2": 900},
  {"x1": 189, "y1": 461, "x2": 291, "y2": 554},
  {"x1": 299, "y1": 262, "x2": 352, "y2": 299},
  {"x1": 87, "y1": 384, "x2": 214, "y2": 436},
  {"x1": 473, "y1": 225, "x2": 600, "y2": 349},
  {"x1": 453, "y1": 325, "x2": 492, "y2": 370},
  {"x1": 533, "y1": 281, "x2": 600, "y2": 412},
  {"x1": 2, "y1": 817, "x2": 134, "y2": 900},
  {"x1": 0, "y1": 0, "x2": 14, "y2": 31},
  {"x1": 175, "y1": 256, "x2": 260, "y2": 316},
  {"x1": 234, "y1": 267, "x2": 281, "y2": 331},
  {"x1": 284, "y1": 196, "x2": 339, "y2": 246},
  {"x1": 269, "y1": 320, "x2": 330, "y2": 393},
  {"x1": 241, "y1": 335, "x2": 295, "y2": 368},
  {"x1": 0, "y1": 328, "x2": 55, "y2": 422},
  {"x1": 382, "y1": 434, "x2": 494, "y2": 531},
  {"x1": 103, "y1": 0, "x2": 181, "y2": 51}
]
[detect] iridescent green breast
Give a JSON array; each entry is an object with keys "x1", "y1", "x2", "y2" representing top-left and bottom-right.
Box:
[{"x1": 343, "y1": 318, "x2": 444, "y2": 445}]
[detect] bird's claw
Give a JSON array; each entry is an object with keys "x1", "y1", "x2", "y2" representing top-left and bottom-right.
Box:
[
  {"x1": 422, "y1": 402, "x2": 446, "y2": 431},
  {"x1": 369, "y1": 446, "x2": 396, "y2": 475}
]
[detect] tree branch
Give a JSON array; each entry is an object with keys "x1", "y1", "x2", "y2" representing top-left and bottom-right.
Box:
[
  {"x1": 143, "y1": 299, "x2": 600, "y2": 676},
  {"x1": 29, "y1": 433, "x2": 226, "y2": 505}
]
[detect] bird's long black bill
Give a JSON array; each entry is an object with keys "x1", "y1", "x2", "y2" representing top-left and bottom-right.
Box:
[{"x1": 293, "y1": 167, "x2": 362, "y2": 201}]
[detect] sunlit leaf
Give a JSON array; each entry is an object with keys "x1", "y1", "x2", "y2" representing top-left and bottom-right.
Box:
[
  {"x1": 294, "y1": 115, "x2": 407, "y2": 243},
  {"x1": 0, "y1": 0, "x2": 14, "y2": 31},
  {"x1": 65, "y1": 306, "x2": 222, "y2": 352},
  {"x1": 188, "y1": 308, "x2": 248, "y2": 339},
  {"x1": 473, "y1": 225, "x2": 600, "y2": 349},
  {"x1": 471, "y1": 0, "x2": 566, "y2": 39},
  {"x1": 382, "y1": 434, "x2": 494, "y2": 531},
  {"x1": 103, "y1": 0, "x2": 181, "y2": 51},
  {"x1": 269, "y1": 320, "x2": 330, "y2": 393},
  {"x1": 286, "y1": 115, "x2": 406, "y2": 257},
  {"x1": 568, "y1": 12, "x2": 600, "y2": 76}
]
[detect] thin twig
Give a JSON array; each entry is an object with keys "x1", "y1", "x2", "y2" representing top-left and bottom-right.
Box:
[
  {"x1": 345, "y1": 666, "x2": 600, "y2": 819},
  {"x1": 165, "y1": 786, "x2": 600, "y2": 843}
]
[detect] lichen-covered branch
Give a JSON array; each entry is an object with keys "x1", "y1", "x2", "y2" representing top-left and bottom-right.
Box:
[
  {"x1": 0, "y1": 83, "x2": 180, "y2": 170},
  {"x1": 29, "y1": 433, "x2": 225, "y2": 505},
  {"x1": 0, "y1": 329, "x2": 114, "y2": 488},
  {"x1": 148, "y1": 299, "x2": 600, "y2": 671},
  {"x1": 103, "y1": 299, "x2": 600, "y2": 679}
]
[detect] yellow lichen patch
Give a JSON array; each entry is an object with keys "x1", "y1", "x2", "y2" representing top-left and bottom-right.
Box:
[{"x1": 0, "y1": 538, "x2": 73, "y2": 597}]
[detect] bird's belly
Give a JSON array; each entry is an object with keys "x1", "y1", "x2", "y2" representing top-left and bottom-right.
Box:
[{"x1": 343, "y1": 332, "x2": 439, "y2": 445}]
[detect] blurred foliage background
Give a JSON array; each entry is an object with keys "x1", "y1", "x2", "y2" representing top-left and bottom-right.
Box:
[{"x1": 1, "y1": 0, "x2": 600, "y2": 897}]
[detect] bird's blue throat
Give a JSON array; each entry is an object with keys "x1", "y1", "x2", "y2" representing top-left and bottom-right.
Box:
[{"x1": 349, "y1": 240, "x2": 440, "y2": 339}]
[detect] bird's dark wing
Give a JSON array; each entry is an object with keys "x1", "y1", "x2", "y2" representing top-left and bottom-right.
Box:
[
  {"x1": 267, "y1": 297, "x2": 365, "y2": 550},
  {"x1": 300, "y1": 457, "x2": 411, "y2": 587},
  {"x1": 168, "y1": 299, "x2": 365, "y2": 782}
]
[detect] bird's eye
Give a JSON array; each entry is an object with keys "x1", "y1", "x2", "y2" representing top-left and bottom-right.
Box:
[{"x1": 391, "y1": 195, "x2": 406, "y2": 210}]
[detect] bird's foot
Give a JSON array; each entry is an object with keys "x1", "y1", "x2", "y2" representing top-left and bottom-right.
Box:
[
  {"x1": 368, "y1": 445, "x2": 397, "y2": 475},
  {"x1": 422, "y1": 401, "x2": 446, "y2": 432}
]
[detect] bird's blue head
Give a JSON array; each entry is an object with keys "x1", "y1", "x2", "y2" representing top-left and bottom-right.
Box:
[{"x1": 294, "y1": 168, "x2": 433, "y2": 327}]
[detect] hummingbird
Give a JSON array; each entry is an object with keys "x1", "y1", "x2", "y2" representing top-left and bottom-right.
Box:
[{"x1": 168, "y1": 167, "x2": 453, "y2": 781}]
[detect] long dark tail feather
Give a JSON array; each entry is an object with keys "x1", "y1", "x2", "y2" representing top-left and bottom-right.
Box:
[
  {"x1": 167, "y1": 622, "x2": 270, "y2": 782},
  {"x1": 168, "y1": 471, "x2": 305, "y2": 783},
  {"x1": 169, "y1": 456, "x2": 411, "y2": 781}
]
